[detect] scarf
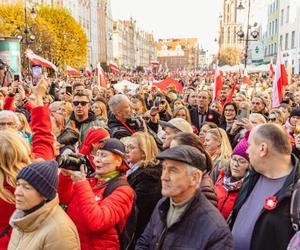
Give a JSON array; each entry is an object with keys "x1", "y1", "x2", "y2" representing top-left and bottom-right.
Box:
[
  {"x1": 222, "y1": 174, "x2": 244, "y2": 192},
  {"x1": 97, "y1": 170, "x2": 120, "y2": 182}
]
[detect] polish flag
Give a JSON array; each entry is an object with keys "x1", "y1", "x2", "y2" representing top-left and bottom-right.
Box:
[
  {"x1": 96, "y1": 62, "x2": 107, "y2": 88},
  {"x1": 26, "y1": 49, "x2": 57, "y2": 71},
  {"x1": 272, "y1": 55, "x2": 288, "y2": 108},
  {"x1": 150, "y1": 60, "x2": 160, "y2": 66},
  {"x1": 225, "y1": 80, "x2": 238, "y2": 104},
  {"x1": 242, "y1": 68, "x2": 252, "y2": 85},
  {"x1": 85, "y1": 66, "x2": 92, "y2": 77},
  {"x1": 67, "y1": 65, "x2": 80, "y2": 76},
  {"x1": 213, "y1": 66, "x2": 223, "y2": 101},
  {"x1": 269, "y1": 63, "x2": 275, "y2": 79},
  {"x1": 109, "y1": 62, "x2": 120, "y2": 74}
]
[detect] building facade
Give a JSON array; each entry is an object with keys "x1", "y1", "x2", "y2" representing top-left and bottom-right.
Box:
[
  {"x1": 278, "y1": 0, "x2": 300, "y2": 74},
  {"x1": 1, "y1": 0, "x2": 100, "y2": 67},
  {"x1": 156, "y1": 38, "x2": 199, "y2": 71},
  {"x1": 113, "y1": 18, "x2": 156, "y2": 69}
]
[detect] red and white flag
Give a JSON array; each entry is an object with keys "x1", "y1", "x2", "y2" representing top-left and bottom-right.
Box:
[
  {"x1": 96, "y1": 62, "x2": 107, "y2": 88},
  {"x1": 213, "y1": 66, "x2": 223, "y2": 101},
  {"x1": 272, "y1": 55, "x2": 288, "y2": 108},
  {"x1": 242, "y1": 68, "x2": 252, "y2": 85},
  {"x1": 269, "y1": 63, "x2": 275, "y2": 79},
  {"x1": 109, "y1": 62, "x2": 120, "y2": 74},
  {"x1": 66, "y1": 65, "x2": 80, "y2": 76},
  {"x1": 225, "y1": 80, "x2": 238, "y2": 103},
  {"x1": 85, "y1": 66, "x2": 91, "y2": 77},
  {"x1": 26, "y1": 49, "x2": 57, "y2": 71},
  {"x1": 150, "y1": 60, "x2": 160, "y2": 66}
]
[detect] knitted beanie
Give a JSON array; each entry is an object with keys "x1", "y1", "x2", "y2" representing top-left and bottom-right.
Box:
[
  {"x1": 79, "y1": 127, "x2": 110, "y2": 155},
  {"x1": 17, "y1": 160, "x2": 58, "y2": 201},
  {"x1": 290, "y1": 108, "x2": 300, "y2": 118},
  {"x1": 232, "y1": 136, "x2": 249, "y2": 162}
]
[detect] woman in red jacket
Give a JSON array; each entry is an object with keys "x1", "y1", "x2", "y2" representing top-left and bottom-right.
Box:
[
  {"x1": 58, "y1": 138, "x2": 134, "y2": 250},
  {"x1": 214, "y1": 136, "x2": 250, "y2": 219}
]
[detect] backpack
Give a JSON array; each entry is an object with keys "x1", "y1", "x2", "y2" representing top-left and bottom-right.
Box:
[{"x1": 103, "y1": 177, "x2": 138, "y2": 250}]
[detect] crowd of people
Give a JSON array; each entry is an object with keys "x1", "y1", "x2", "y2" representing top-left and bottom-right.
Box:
[{"x1": 0, "y1": 69, "x2": 300, "y2": 250}]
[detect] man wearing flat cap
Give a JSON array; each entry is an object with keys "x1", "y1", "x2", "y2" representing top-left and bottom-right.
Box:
[{"x1": 135, "y1": 145, "x2": 233, "y2": 250}]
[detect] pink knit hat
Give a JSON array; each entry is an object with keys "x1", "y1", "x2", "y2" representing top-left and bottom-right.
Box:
[{"x1": 232, "y1": 131, "x2": 250, "y2": 161}]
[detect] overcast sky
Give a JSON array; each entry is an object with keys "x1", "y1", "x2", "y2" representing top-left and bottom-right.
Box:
[{"x1": 110, "y1": 0, "x2": 222, "y2": 54}]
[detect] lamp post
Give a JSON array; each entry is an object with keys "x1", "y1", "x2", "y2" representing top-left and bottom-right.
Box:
[
  {"x1": 17, "y1": 3, "x2": 36, "y2": 77},
  {"x1": 236, "y1": 0, "x2": 259, "y2": 69}
]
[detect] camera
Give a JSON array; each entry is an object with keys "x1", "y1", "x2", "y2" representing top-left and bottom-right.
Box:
[{"x1": 56, "y1": 154, "x2": 86, "y2": 171}]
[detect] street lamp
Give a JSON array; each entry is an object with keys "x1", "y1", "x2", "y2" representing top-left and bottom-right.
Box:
[
  {"x1": 16, "y1": 3, "x2": 37, "y2": 77},
  {"x1": 236, "y1": 0, "x2": 259, "y2": 69}
]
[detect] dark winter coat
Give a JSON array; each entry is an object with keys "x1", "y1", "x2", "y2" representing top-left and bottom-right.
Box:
[
  {"x1": 127, "y1": 164, "x2": 162, "y2": 243},
  {"x1": 229, "y1": 154, "x2": 300, "y2": 250},
  {"x1": 190, "y1": 107, "x2": 220, "y2": 131},
  {"x1": 135, "y1": 190, "x2": 233, "y2": 250}
]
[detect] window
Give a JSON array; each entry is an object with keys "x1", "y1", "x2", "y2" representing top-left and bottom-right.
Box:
[
  {"x1": 281, "y1": 9, "x2": 284, "y2": 25},
  {"x1": 275, "y1": 19, "x2": 278, "y2": 33},
  {"x1": 291, "y1": 31, "x2": 295, "y2": 48},
  {"x1": 280, "y1": 35, "x2": 283, "y2": 49},
  {"x1": 274, "y1": 43, "x2": 277, "y2": 54},
  {"x1": 285, "y1": 33, "x2": 289, "y2": 50},
  {"x1": 286, "y1": 6, "x2": 289, "y2": 23},
  {"x1": 271, "y1": 44, "x2": 273, "y2": 55}
]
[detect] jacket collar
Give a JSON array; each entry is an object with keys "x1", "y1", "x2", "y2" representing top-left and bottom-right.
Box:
[
  {"x1": 10, "y1": 196, "x2": 59, "y2": 233},
  {"x1": 158, "y1": 190, "x2": 202, "y2": 227}
]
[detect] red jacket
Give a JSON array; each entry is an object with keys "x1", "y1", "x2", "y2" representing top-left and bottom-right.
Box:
[
  {"x1": 215, "y1": 170, "x2": 239, "y2": 220},
  {"x1": 0, "y1": 106, "x2": 54, "y2": 250},
  {"x1": 58, "y1": 174, "x2": 134, "y2": 250}
]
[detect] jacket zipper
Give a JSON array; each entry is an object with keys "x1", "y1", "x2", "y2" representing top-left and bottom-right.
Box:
[{"x1": 157, "y1": 226, "x2": 168, "y2": 250}]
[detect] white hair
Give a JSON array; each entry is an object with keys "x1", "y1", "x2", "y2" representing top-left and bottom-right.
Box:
[
  {"x1": 108, "y1": 94, "x2": 130, "y2": 114},
  {"x1": 0, "y1": 110, "x2": 20, "y2": 126}
]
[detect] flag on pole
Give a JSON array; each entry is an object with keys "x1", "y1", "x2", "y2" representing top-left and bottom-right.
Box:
[
  {"x1": 96, "y1": 62, "x2": 107, "y2": 88},
  {"x1": 272, "y1": 55, "x2": 288, "y2": 108},
  {"x1": 26, "y1": 49, "x2": 57, "y2": 71},
  {"x1": 66, "y1": 65, "x2": 80, "y2": 76},
  {"x1": 109, "y1": 62, "x2": 120, "y2": 74},
  {"x1": 269, "y1": 63, "x2": 275, "y2": 79},
  {"x1": 225, "y1": 80, "x2": 238, "y2": 103},
  {"x1": 213, "y1": 66, "x2": 223, "y2": 101},
  {"x1": 242, "y1": 68, "x2": 252, "y2": 85},
  {"x1": 85, "y1": 66, "x2": 92, "y2": 77}
]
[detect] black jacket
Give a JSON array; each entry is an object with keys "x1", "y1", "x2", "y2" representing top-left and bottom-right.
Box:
[
  {"x1": 190, "y1": 107, "x2": 220, "y2": 131},
  {"x1": 127, "y1": 164, "x2": 162, "y2": 243},
  {"x1": 108, "y1": 113, "x2": 158, "y2": 140},
  {"x1": 136, "y1": 191, "x2": 233, "y2": 250},
  {"x1": 230, "y1": 154, "x2": 300, "y2": 250}
]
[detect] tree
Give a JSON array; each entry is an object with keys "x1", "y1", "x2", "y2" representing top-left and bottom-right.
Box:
[
  {"x1": 0, "y1": 3, "x2": 87, "y2": 71},
  {"x1": 219, "y1": 46, "x2": 242, "y2": 66}
]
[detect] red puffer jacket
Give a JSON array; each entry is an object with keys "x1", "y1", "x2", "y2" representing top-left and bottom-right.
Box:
[
  {"x1": 58, "y1": 174, "x2": 134, "y2": 250},
  {"x1": 215, "y1": 170, "x2": 239, "y2": 220}
]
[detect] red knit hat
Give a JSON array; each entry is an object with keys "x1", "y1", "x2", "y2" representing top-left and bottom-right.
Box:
[{"x1": 79, "y1": 128, "x2": 110, "y2": 155}]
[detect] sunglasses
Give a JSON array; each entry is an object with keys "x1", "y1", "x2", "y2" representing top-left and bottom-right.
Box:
[{"x1": 73, "y1": 101, "x2": 89, "y2": 106}]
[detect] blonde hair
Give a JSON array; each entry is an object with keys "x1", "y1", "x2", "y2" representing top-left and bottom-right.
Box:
[
  {"x1": 172, "y1": 105, "x2": 192, "y2": 124},
  {"x1": 93, "y1": 100, "x2": 108, "y2": 123},
  {"x1": 16, "y1": 112, "x2": 32, "y2": 134},
  {"x1": 0, "y1": 130, "x2": 31, "y2": 204},
  {"x1": 60, "y1": 101, "x2": 73, "y2": 118},
  {"x1": 207, "y1": 128, "x2": 232, "y2": 162},
  {"x1": 132, "y1": 132, "x2": 158, "y2": 167}
]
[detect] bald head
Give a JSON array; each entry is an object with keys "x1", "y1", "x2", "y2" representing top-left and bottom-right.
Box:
[{"x1": 252, "y1": 124, "x2": 291, "y2": 155}]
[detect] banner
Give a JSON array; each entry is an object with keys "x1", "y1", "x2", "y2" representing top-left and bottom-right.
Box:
[{"x1": 0, "y1": 37, "x2": 21, "y2": 75}]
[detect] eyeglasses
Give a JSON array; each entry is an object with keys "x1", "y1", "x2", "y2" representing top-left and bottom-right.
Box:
[
  {"x1": 231, "y1": 156, "x2": 248, "y2": 166},
  {"x1": 268, "y1": 117, "x2": 276, "y2": 122},
  {"x1": 73, "y1": 101, "x2": 89, "y2": 106}
]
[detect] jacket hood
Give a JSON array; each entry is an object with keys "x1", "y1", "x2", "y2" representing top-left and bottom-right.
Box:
[{"x1": 10, "y1": 195, "x2": 59, "y2": 233}]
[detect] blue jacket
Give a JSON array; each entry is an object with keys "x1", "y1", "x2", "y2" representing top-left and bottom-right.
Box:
[{"x1": 135, "y1": 190, "x2": 233, "y2": 250}]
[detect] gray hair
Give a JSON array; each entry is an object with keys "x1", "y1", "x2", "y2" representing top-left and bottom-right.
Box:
[
  {"x1": 0, "y1": 110, "x2": 20, "y2": 126},
  {"x1": 108, "y1": 94, "x2": 129, "y2": 114},
  {"x1": 186, "y1": 164, "x2": 202, "y2": 189}
]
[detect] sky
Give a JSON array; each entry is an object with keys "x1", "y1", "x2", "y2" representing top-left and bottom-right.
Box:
[{"x1": 110, "y1": 0, "x2": 222, "y2": 54}]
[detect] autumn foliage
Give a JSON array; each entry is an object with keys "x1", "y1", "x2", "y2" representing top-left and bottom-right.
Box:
[
  {"x1": 0, "y1": 3, "x2": 87, "y2": 70},
  {"x1": 219, "y1": 46, "x2": 242, "y2": 66}
]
